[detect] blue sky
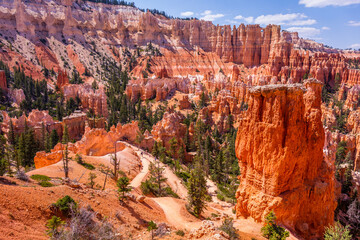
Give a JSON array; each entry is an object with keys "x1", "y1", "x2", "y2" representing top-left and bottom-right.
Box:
[{"x1": 132, "y1": 0, "x2": 360, "y2": 50}]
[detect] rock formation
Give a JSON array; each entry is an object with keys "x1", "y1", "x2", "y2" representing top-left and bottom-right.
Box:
[
  {"x1": 34, "y1": 121, "x2": 154, "y2": 168},
  {"x1": 57, "y1": 70, "x2": 69, "y2": 89},
  {"x1": 62, "y1": 111, "x2": 87, "y2": 141},
  {"x1": 126, "y1": 77, "x2": 190, "y2": 102},
  {"x1": 62, "y1": 84, "x2": 108, "y2": 117},
  {"x1": 1, "y1": 109, "x2": 95, "y2": 143},
  {"x1": 0, "y1": 70, "x2": 7, "y2": 91},
  {"x1": 235, "y1": 79, "x2": 336, "y2": 239},
  {"x1": 151, "y1": 111, "x2": 187, "y2": 151}
]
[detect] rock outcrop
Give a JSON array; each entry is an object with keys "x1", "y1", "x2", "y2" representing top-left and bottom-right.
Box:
[
  {"x1": 34, "y1": 121, "x2": 154, "y2": 168},
  {"x1": 0, "y1": 70, "x2": 7, "y2": 91},
  {"x1": 151, "y1": 111, "x2": 187, "y2": 151},
  {"x1": 62, "y1": 84, "x2": 108, "y2": 118},
  {"x1": 126, "y1": 77, "x2": 190, "y2": 102},
  {"x1": 57, "y1": 70, "x2": 69, "y2": 89},
  {"x1": 235, "y1": 79, "x2": 336, "y2": 238}
]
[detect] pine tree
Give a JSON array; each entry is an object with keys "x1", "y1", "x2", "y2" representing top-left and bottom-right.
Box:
[
  {"x1": 117, "y1": 176, "x2": 132, "y2": 202},
  {"x1": 0, "y1": 133, "x2": 7, "y2": 176},
  {"x1": 45, "y1": 132, "x2": 51, "y2": 153},
  {"x1": 168, "y1": 137, "x2": 178, "y2": 158},
  {"x1": 62, "y1": 125, "x2": 70, "y2": 178},
  {"x1": 62, "y1": 125, "x2": 69, "y2": 144},
  {"x1": 17, "y1": 133, "x2": 25, "y2": 167},
  {"x1": 41, "y1": 122, "x2": 46, "y2": 151},
  {"x1": 8, "y1": 120, "x2": 16, "y2": 146},
  {"x1": 261, "y1": 211, "x2": 289, "y2": 240},
  {"x1": 213, "y1": 150, "x2": 224, "y2": 183},
  {"x1": 50, "y1": 129, "x2": 59, "y2": 149},
  {"x1": 149, "y1": 161, "x2": 167, "y2": 196},
  {"x1": 23, "y1": 128, "x2": 37, "y2": 166},
  {"x1": 177, "y1": 146, "x2": 185, "y2": 163},
  {"x1": 147, "y1": 221, "x2": 158, "y2": 240},
  {"x1": 187, "y1": 158, "x2": 207, "y2": 217}
]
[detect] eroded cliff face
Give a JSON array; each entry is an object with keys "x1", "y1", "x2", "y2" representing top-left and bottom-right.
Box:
[{"x1": 235, "y1": 79, "x2": 336, "y2": 239}]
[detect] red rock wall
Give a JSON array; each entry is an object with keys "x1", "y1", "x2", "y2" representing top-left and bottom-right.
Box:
[
  {"x1": 0, "y1": 70, "x2": 7, "y2": 91},
  {"x1": 235, "y1": 79, "x2": 336, "y2": 239}
]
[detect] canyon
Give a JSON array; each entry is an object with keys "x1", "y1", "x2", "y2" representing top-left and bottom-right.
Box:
[{"x1": 0, "y1": 0, "x2": 359, "y2": 240}]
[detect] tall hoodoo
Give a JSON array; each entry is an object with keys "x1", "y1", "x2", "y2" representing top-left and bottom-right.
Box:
[
  {"x1": 235, "y1": 79, "x2": 336, "y2": 239},
  {"x1": 0, "y1": 70, "x2": 7, "y2": 91}
]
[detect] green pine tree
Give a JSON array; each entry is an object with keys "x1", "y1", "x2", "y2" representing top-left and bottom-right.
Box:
[
  {"x1": 187, "y1": 158, "x2": 207, "y2": 217},
  {"x1": 261, "y1": 211, "x2": 289, "y2": 240},
  {"x1": 117, "y1": 176, "x2": 132, "y2": 202}
]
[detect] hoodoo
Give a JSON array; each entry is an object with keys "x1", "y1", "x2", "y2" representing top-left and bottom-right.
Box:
[
  {"x1": 235, "y1": 79, "x2": 337, "y2": 239},
  {"x1": 0, "y1": 70, "x2": 6, "y2": 91}
]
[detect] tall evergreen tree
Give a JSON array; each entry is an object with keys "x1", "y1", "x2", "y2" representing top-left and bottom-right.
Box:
[
  {"x1": 149, "y1": 161, "x2": 167, "y2": 196},
  {"x1": 187, "y1": 158, "x2": 207, "y2": 217},
  {"x1": 8, "y1": 120, "x2": 16, "y2": 146},
  {"x1": 50, "y1": 129, "x2": 59, "y2": 149}
]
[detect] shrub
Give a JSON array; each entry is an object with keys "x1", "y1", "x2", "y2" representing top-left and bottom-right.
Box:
[
  {"x1": 147, "y1": 221, "x2": 158, "y2": 240},
  {"x1": 39, "y1": 181, "x2": 53, "y2": 187},
  {"x1": 219, "y1": 218, "x2": 239, "y2": 240},
  {"x1": 261, "y1": 211, "x2": 289, "y2": 240},
  {"x1": 175, "y1": 229, "x2": 185, "y2": 236},
  {"x1": 31, "y1": 174, "x2": 51, "y2": 182},
  {"x1": 46, "y1": 216, "x2": 64, "y2": 237},
  {"x1": 164, "y1": 186, "x2": 179, "y2": 198},
  {"x1": 15, "y1": 171, "x2": 29, "y2": 182},
  {"x1": 141, "y1": 180, "x2": 154, "y2": 195},
  {"x1": 51, "y1": 207, "x2": 120, "y2": 239},
  {"x1": 324, "y1": 222, "x2": 352, "y2": 240},
  {"x1": 117, "y1": 176, "x2": 132, "y2": 202},
  {"x1": 51, "y1": 195, "x2": 78, "y2": 217},
  {"x1": 76, "y1": 155, "x2": 95, "y2": 170},
  {"x1": 88, "y1": 173, "x2": 97, "y2": 189},
  {"x1": 217, "y1": 193, "x2": 225, "y2": 201}
]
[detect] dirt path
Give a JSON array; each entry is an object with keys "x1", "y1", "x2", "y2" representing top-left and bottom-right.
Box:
[
  {"x1": 122, "y1": 143, "x2": 297, "y2": 239},
  {"x1": 129, "y1": 152, "x2": 150, "y2": 189},
  {"x1": 125, "y1": 144, "x2": 188, "y2": 199},
  {"x1": 152, "y1": 197, "x2": 202, "y2": 231}
]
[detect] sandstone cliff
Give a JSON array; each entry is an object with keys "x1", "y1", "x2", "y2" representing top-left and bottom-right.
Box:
[{"x1": 235, "y1": 79, "x2": 336, "y2": 239}]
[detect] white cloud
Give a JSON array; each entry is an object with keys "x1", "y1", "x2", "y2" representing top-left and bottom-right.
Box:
[
  {"x1": 201, "y1": 10, "x2": 212, "y2": 16},
  {"x1": 322, "y1": 26, "x2": 330, "y2": 30},
  {"x1": 286, "y1": 27, "x2": 321, "y2": 38},
  {"x1": 350, "y1": 43, "x2": 360, "y2": 49},
  {"x1": 299, "y1": 0, "x2": 360, "y2": 7},
  {"x1": 254, "y1": 13, "x2": 316, "y2": 26},
  {"x1": 233, "y1": 13, "x2": 316, "y2": 26},
  {"x1": 181, "y1": 11, "x2": 194, "y2": 17},
  {"x1": 200, "y1": 10, "x2": 224, "y2": 21},
  {"x1": 234, "y1": 15, "x2": 254, "y2": 23},
  {"x1": 349, "y1": 20, "x2": 360, "y2": 26}
]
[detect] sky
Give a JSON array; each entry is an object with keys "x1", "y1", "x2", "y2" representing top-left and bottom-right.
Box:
[{"x1": 132, "y1": 0, "x2": 360, "y2": 50}]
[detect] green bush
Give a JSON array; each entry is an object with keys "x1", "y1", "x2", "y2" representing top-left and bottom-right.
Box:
[
  {"x1": 217, "y1": 193, "x2": 225, "y2": 201},
  {"x1": 39, "y1": 181, "x2": 53, "y2": 187},
  {"x1": 324, "y1": 222, "x2": 352, "y2": 240},
  {"x1": 51, "y1": 195, "x2": 77, "y2": 217},
  {"x1": 81, "y1": 162, "x2": 95, "y2": 170},
  {"x1": 164, "y1": 186, "x2": 179, "y2": 198},
  {"x1": 141, "y1": 180, "x2": 154, "y2": 195},
  {"x1": 46, "y1": 215, "x2": 64, "y2": 237},
  {"x1": 177, "y1": 171, "x2": 191, "y2": 183},
  {"x1": 261, "y1": 211, "x2": 289, "y2": 240},
  {"x1": 175, "y1": 229, "x2": 185, "y2": 236},
  {"x1": 31, "y1": 174, "x2": 51, "y2": 181},
  {"x1": 219, "y1": 218, "x2": 239, "y2": 240}
]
